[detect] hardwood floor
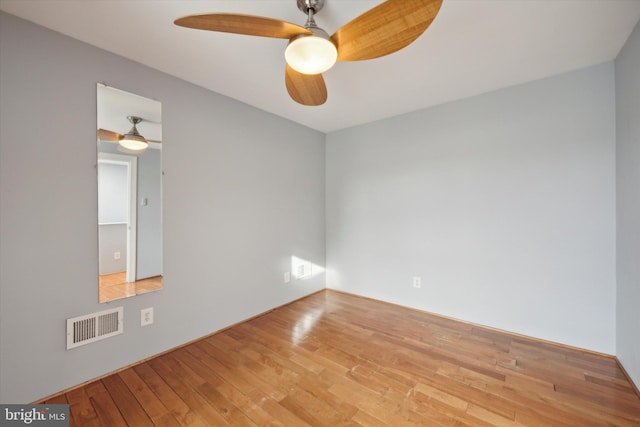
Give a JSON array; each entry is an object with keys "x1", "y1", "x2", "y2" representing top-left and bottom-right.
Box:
[
  {"x1": 42, "y1": 290, "x2": 640, "y2": 426},
  {"x1": 99, "y1": 272, "x2": 163, "y2": 303}
]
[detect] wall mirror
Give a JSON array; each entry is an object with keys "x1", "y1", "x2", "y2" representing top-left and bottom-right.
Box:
[{"x1": 97, "y1": 83, "x2": 163, "y2": 303}]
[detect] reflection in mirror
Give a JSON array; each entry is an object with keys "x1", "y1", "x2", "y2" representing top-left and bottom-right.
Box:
[{"x1": 97, "y1": 83, "x2": 163, "y2": 303}]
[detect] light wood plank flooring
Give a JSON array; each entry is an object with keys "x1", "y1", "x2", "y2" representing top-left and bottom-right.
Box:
[
  {"x1": 99, "y1": 272, "x2": 163, "y2": 303},
  {"x1": 42, "y1": 290, "x2": 640, "y2": 426}
]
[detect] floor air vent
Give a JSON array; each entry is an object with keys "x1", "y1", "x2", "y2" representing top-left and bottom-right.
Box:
[{"x1": 66, "y1": 307, "x2": 123, "y2": 349}]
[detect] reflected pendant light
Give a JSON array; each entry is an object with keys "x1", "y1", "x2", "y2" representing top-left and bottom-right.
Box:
[{"x1": 118, "y1": 116, "x2": 148, "y2": 153}]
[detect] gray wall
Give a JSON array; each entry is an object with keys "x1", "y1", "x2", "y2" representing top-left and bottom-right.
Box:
[
  {"x1": 615, "y1": 19, "x2": 640, "y2": 388},
  {"x1": 326, "y1": 63, "x2": 617, "y2": 354},
  {"x1": 98, "y1": 224, "x2": 127, "y2": 275},
  {"x1": 0, "y1": 12, "x2": 325, "y2": 403},
  {"x1": 136, "y1": 148, "x2": 162, "y2": 279}
]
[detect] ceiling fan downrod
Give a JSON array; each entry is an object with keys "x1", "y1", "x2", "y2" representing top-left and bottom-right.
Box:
[
  {"x1": 125, "y1": 116, "x2": 145, "y2": 138},
  {"x1": 297, "y1": 0, "x2": 325, "y2": 16},
  {"x1": 297, "y1": 0, "x2": 326, "y2": 30}
]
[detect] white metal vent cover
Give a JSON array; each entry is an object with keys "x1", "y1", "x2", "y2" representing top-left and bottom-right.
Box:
[{"x1": 66, "y1": 307, "x2": 123, "y2": 350}]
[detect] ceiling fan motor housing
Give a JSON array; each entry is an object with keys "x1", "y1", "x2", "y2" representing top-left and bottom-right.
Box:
[{"x1": 297, "y1": 0, "x2": 325, "y2": 14}]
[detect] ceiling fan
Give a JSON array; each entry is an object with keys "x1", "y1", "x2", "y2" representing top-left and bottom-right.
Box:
[
  {"x1": 174, "y1": 0, "x2": 443, "y2": 106},
  {"x1": 97, "y1": 116, "x2": 161, "y2": 154}
]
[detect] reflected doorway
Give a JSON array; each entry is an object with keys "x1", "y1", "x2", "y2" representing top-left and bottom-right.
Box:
[{"x1": 98, "y1": 153, "x2": 137, "y2": 283}]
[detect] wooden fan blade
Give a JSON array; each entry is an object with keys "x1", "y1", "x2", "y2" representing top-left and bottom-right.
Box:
[
  {"x1": 285, "y1": 65, "x2": 327, "y2": 106},
  {"x1": 331, "y1": 0, "x2": 443, "y2": 62},
  {"x1": 97, "y1": 128, "x2": 161, "y2": 144},
  {"x1": 175, "y1": 14, "x2": 312, "y2": 39},
  {"x1": 97, "y1": 128, "x2": 122, "y2": 142}
]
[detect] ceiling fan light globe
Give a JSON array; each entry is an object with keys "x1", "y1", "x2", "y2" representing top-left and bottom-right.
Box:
[
  {"x1": 285, "y1": 35, "x2": 337, "y2": 75},
  {"x1": 119, "y1": 134, "x2": 148, "y2": 153}
]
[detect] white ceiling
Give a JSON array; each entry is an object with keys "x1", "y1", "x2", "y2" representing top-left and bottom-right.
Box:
[
  {"x1": 97, "y1": 83, "x2": 162, "y2": 142},
  {"x1": 2, "y1": 0, "x2": 639, "y2": 133}
]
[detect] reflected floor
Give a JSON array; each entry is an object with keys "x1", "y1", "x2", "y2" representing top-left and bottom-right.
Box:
[{"x1": 99, "y1": 272, "x2": 163, "y2": 303}]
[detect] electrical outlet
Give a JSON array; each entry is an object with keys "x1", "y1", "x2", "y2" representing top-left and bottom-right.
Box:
[
  {"x1": 141, "y1": 307, "x2": 153, "y2": 326},
  {"x1": 114, "y1": 251, "x2": 121, "y2": 260},
  {"x1": 413, "y1": 276, "x2": 422, "y2": 288}
]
